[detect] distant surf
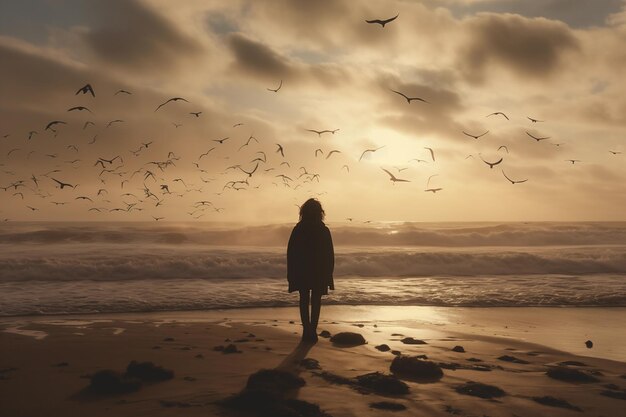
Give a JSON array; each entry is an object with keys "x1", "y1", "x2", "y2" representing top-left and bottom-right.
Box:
[{"x1": 1, "y1": 222, "x2": 625, "y2": 316}]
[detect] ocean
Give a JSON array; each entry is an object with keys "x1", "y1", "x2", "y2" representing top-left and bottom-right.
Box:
[{"x1": 1, "y1": 221, "x2": 625, "y2": 316}]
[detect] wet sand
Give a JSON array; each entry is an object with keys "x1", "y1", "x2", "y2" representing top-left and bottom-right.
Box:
[{"x1": 1, "y1": 306, "x2": 625, "y2": 417}]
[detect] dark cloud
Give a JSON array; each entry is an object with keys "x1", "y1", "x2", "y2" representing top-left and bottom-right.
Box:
[
  {"x1": 0, "y1": 42, "x2": 78, "y2": 109},
  {"x1": 459, "y1": 13, "x2": 580, "y2": 83},
  {"x1": 226, "y1": 33, "x2": 351, "y2": 88},
  {"x1": 227, "y1": 33, "x2": 293, "y2": 80},
  {"x1": 80, "y1": 0, "x2": 204, "y2": 72}
]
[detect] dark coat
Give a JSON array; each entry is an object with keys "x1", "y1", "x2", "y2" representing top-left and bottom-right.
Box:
[{"x1": 287, "y1": 220, "x2": 334, "y2": 294}]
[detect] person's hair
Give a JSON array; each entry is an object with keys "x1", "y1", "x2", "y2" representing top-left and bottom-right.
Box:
[{"x1": 299, "y1": 198, "x2": 325, "y2": 222}]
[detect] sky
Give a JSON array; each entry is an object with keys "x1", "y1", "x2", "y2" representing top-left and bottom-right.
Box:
[{"x1": 0, "y1": 0, "x2": 625, "y2": 223}]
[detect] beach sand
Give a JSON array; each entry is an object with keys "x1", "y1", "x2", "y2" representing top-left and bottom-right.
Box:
[{"x1": 1, "y1": 306, "x2": 625, "y2": 417}]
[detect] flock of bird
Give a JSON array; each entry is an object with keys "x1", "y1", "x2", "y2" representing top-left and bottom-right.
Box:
[{"x1": 0, "y1": 13, "x2": 622, "y2": 222}]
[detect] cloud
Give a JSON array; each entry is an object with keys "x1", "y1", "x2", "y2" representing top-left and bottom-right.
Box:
[
  {"x1": 79, "y1": 0, "x2": 204, "y2": 72},
  {"x1": 440, "y1": 0, "x2": 625, "y2": 28},
  {"x1": 227, "y1": 33, "x2": 293, "y2": 80},
  {"x1": 458, "y1": 13, "x2": 580, "y2": 83},
  {"x1": 226, "y1": 32, "x2": 351, "y2": 89}
]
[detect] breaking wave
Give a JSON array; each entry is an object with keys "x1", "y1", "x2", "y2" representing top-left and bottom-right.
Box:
[
  {"x1": 1, "y1": 245, "x2": 625, "y2": 281},
  {"x1": 1, "y1": 222, "x2": 625, "y2": 315},
  {"x1": 1, "y1": 221, "x2": 625, "y2": 247}
]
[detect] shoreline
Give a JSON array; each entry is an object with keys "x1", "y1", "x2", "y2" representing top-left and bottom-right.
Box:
[{"x1": 3, "y1": 306, "x2": 626, "y2": 362}]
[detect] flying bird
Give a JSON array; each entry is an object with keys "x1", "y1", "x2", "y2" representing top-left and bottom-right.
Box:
[
  {"x1": 83, "y1": 121, "x2": 95, "y2": 130},
  {"x1": 233, "y1": 123, "x2": 244, "y2": 128},
  {"x1": 238, "y1": 135, "x2": 259, "y2": 151},
  {"x1": 255, "y1": 151, "x2": 267, "y2": 162},
  {"x1": 359, "y1": 146, "x2": 385, "y2": 162},
  {"x1": 28, "y1": 131, "x2": 38, "y2": 140},
  {"x1": 115, "y1": 89, "x2": 132, "y2": 95},
  {"x1": 487, "y1": 112, "x2": 509, "y2": 120},
  {"x1": 609, "y1": 150, "x2": 621, "y2": 155},
  {"x1": 75, "y1": 196, "x2": 93, "y2": 202},
  {"x1": 426, "y1": 174, "x2": 438, "y2": 188},
  {"x1": 526, "y1": 131, "x2": 550, "y2": 142},
  {"x1": 155, "y1": 97, "x2": 189, "y2": 112},
  {"x1": 267, "y1": 80, "x2": 282, "y2": 93},
  {"x1": 502, "y1": 170, "x2": 528, "y2": 184},
  {"x1": 566, "y1": 159, "x2": 581, "y2": 164},
  {"x1": 463, "y1": 130, "x2": 489, "y2": 140},
  {"x1": 306, "y1": 129, "x2": 339, "y2": 136},
  {"x1": 480, "y1": 155, "x2": 503, "y2": 169},
  {"x1": 276, "y1": 143, "x2": 285, "y2": 157},
  {"x1": 391, "y1": 89, "x2": 428, "y2": 104},
  {"x1": 240, "y1": 163, "x2": 260, "y2": 177},
  {"x1": 45, "y1": 120, "x2": 66, "y2": 131},
  {"x1": 213, "y1": 137, "x2": 229, "y2": 144},
  {"x1": 106, "y1": 119, "x2": 124, "y2": 128},
  {"x1": 381, "y1": 168, "x2": 409, "y2": 183},
  {"x1": 424, "y1": 147, "x2": 435, "y2": 162},
  {"x1": 51, "y1": 178, "x2": 74, "y2": 189},
  {"x1": 498, "y1": 145, "x2": 509, "y2": 154},
  {"x1": 315, "y1": 148, "x2": 324, "y2": 157},
  {"x1": 342, "y1": 165, "x2": 350, "y2": 173},
  {"x1": 326, "y1": 150, "x2": 341, "y2": 159},
  {"x1": 425, "y1": 188, "x2": 443, "y2": 193},
  {"x1": 75, "y1": 83, "x2": 95, "y2": 97},
  {"x1": 365, "y1": 14, "x2": 399, "y2": 27},
  {"x1": 68, "y1": 106, "x2": 93, "y2": 114},
  {"x1": 190, "y1": 112, "x2": 202, "y2": 117},
  {"x1": 275, "y1": 174, "x2": 293, "y2": 182},
  {"x1": 527, "y1": 116, "x2": 544, "y2": 123},
  {"x1": 98, "y1": 156, "x2": 122, "y2": 165}
]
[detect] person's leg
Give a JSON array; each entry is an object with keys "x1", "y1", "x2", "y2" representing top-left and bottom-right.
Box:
[
  {"x1": 299, "y1": 290, "x2": 311, "y2": 339},
  {"x1": 310, "y1": 289, "x2": 323, "y2": 341}
]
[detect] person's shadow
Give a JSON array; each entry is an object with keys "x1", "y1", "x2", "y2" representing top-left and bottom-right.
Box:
[
  {"x1": 276, "y1": 341, "x2": 314, "y2": 380},
  {"x1": 218, "y1": 340, "x2": 317, "y2": 415}
]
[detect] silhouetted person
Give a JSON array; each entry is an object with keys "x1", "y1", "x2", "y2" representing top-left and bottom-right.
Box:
[{"x1": 287, "y1": 198, "x2": 334, "y2": 343}]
